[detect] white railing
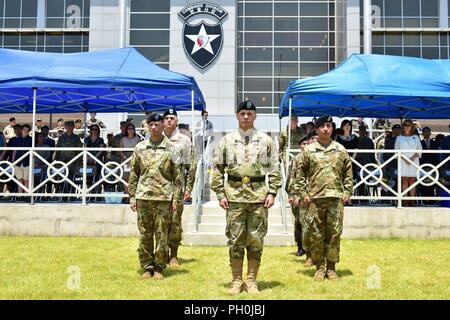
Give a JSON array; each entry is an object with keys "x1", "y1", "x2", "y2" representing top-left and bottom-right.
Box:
[
  {"x1": 283, "y1": 148, "x2": 450, "y2": 208},
  {"x1": 0, "y1": 146, "x2": 449, "y2": 211},
  {"x1": 0, "y1": 146, "x2": 134, "y2": 204}
]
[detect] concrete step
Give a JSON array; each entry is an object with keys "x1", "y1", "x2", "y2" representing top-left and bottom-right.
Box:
[
  {"x1": 187, "y1": 213, "x2": 290, "y2": 224},
  {"x1": 187, "y1": 222, "x2": 294, "y2": 234},
  {"x1": 183, "y1": 232, "x2": 295, "y2": 246}
]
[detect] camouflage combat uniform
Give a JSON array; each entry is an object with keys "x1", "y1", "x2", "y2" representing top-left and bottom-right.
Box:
[
  {"x1": 210, "y1": 128, "x2": 281, "y2": 262},
  {"x1": 281, "y1": 126, "x2": 306, "y2": 254},
  {"x1": 128, "y1": 136, "x2": 182, "y2": 272},
  {"x1": 55, "y1": 133, "x2": 83, "y2": 164},
  {"x1": 164, "y1": 128, "x2": 192, "y2": 254},
  {"x1": 286, "y1": 156, "x2": 303, "y2": 252},
  {"x1": 279, "y1": 125, "x2": 306, "y2": 163},
  {"x1": 293, "y1": 140, "x2": 353, "y2": 268}
]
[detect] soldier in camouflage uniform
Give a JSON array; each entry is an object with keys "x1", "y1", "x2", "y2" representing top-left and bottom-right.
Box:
[
  {"x1": 279, "y1": 116, "x2": 306, "y2": 164},
  {"x1": 210, "y1": 100, "x2": 281, "y2": 294},
  {"x1": 291, "y1": 131, "x2": 318, "y2": 268},
  {"x1": 286, "y1": 134, "x2": 308, "y2": 257},
  {"x1": 163, "y1": 108, "x2": 193, "y2": 267},
  {"x1": 293, "y1": 115, "x2": 353, "y2": 281},
  {"x1": 128, "y1": 113, "x2": 182, "y2": 280}
]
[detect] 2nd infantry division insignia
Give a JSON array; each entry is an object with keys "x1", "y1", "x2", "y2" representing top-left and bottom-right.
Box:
[{"x1": 179, "y1": 2, "x2": 228, "y2": 69}]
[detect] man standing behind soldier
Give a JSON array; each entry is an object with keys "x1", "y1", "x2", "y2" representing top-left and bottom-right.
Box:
[
  {"x1": 294, "y1": 115, "x2": 353, "y2": 281},
  {"x1": 210, "y1": 100, "x2": 281, "y2": 294},
  {"x1": 286, "y1": 134, "x2": 308, "y2": 257},
  {"x1": 279, "y1": 116, "x2": 306, "y2": 164},
  {"x1": 128, "y1": 113, "x2": 182, "y2": 280},
  {"x1": 163, "y1": 108, "x2": 192, "y2": 267}
]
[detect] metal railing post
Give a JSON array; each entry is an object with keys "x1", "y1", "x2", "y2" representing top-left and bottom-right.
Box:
[
  {"x1": 397, "y1": 150, "x2": 402, "y2": 208},
  {"x1": 82, "y1": 149, "x2": 87, "y2": 205}
]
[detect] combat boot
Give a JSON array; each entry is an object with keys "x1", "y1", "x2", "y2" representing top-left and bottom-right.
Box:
[
  {"x1": 227, "y1": 259, "x2": 244, "y2": 295},
  {"x1": 169, "y1": 246, "x2": 180, "y2": 267},
  {"x1": 246, "y1": 259, "x2": 260, "y2": 294},
  {"x1": 313, "y1": 264, "x2": 326, "y2": 281},
  {"x1": 153, "y1": 270, "x2": 164, "y2": 280},
  {"x1": 304, "y1": 257, "x2": 314, "y2": 268},
  {"x1": 326, "y1": 262, "x2": 340, "y2": 281},
  {"x1": 141, "y1": 270, "x2": 153, "y2": 279}
]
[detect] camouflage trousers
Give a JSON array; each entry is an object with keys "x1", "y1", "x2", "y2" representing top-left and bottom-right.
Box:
[
  {"x1": 308, "y1": 198, "x2": 344, "y2": 266},
  {"x1": 168, "y1": 199, "x2": 184, "y2": 248},
  {"x1": 137, "y1": 200, "x2": 171, "y2": 271},
  {"x1": 291, "y1": 206, "x2": 303, "y2": 249},
  {"x1": 299, "y1": 204, "x2": 312, "y2": 252},
  {"x1": 226, "y1": 202, "x2": 268, "y2": 262}
]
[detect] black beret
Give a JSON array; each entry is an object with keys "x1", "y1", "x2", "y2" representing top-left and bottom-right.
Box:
[
  {"x1": 163, "y1": 108, "x2": 177, "y2": 118},
  {"x1": 237, "y1": 100, "x2": 256, "y2": 113},
  {"x1": 298, "y1": 134, "x2": 308, "y2": 144},
  {"x1": 64, "y1": 120, "x2": 75, "y2": 126},
  {"x1": 147, "y1": 113, "x2": 163, "y2": 123},
  {"x1": 315, "y1": 115, "x2": 333, "y2": 128},
  {"x1": 307, "y1": 131, "x2": 318, "y2": 140}
]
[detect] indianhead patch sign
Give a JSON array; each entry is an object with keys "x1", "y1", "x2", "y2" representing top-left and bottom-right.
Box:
[{"x1": 179, "y1": 3, "x2": 228, "y2": 69}]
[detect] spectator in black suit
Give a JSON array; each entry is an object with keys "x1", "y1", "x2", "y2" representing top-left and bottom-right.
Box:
[{"x1": 420, "y1": 127, "x2": 439, "y2": 203}]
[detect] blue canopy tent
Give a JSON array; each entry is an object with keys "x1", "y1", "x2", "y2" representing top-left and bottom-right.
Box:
[
  {"x1": 278, "y1": 53, "x2": 450, "y2": 175},
  {"x1": 0, "y1": 47, "x2": 205, "y2": 114},
  {"x1": 0, "y1": 47, "x2": 206, "y2": 151},
  {"x1": 279, "y1": 54, "x2": 450, "y2": 120}
]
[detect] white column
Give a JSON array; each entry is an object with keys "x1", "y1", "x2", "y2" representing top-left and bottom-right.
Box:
[
  {"x1": 346, "y1": 0, "x2": 361, "y2": 57},
  {"x1": 36, "y1": 0, "x2": 46, "y2": 28},
  {"x1": 439, "y1": 0, "x2": 448, "y2": 28},
  {"x1": 363, "y1": 0, "x2": 372, "y2": 54}
]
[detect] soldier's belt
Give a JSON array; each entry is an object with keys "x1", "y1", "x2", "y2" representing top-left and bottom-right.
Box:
[{"x1": 228, "y1": 175, "x2": 265, "y2": 183}]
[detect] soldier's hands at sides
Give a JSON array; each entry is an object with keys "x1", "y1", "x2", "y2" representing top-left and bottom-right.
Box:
[
  {"x1": 264, "y1": 194, "x2": 275, "y2": 208},
  {"x1": 341, "y1": 195, "x2": 350, "y2": 204},
  {"x1": 170, "y1": 203, "x2": 177, "y2": 213},
  {"x1": 303, "y1": 196, "x2": 311, "y2": 205},
  {"x1": 184, "y1": 191, "x2": 191, "y2": 201},
  {"x1": 219, "y1": 197, "x2": 230, "y2": 210},
  {"x1": 130, "y1": 201, "x2": 137, "y2": 212}
]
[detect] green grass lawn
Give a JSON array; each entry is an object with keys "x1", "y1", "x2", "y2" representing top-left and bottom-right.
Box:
[{"x1": 0, "y1": 237, "x2": 449, "y2": 300}]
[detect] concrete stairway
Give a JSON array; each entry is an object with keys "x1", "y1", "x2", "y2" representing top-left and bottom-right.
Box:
[{"x1": 183, "y1": 200, "x2": 295, "y2": 246}]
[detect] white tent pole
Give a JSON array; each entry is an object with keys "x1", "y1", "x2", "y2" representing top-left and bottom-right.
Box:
[
  {"x1": 83, "y1": 112, "x2": 88, "y2": 138},
  {"x1": 191, "y1": 90, "x2": 195, "y2": 147},
  {"x1": 29, "y1": 87, "x2": 37, "y2": 204},
  {"x1": 286, "y1": 97, "x2": 292, "y2": 177}
]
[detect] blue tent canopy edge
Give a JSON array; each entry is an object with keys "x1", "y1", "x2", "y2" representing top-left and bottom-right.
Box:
[
  {"x1": 279, "y1": 54, "x2": 450, "y2": 119},
  {"x1": 0, "y1": 47, "x2": 206, "y2": 114}
]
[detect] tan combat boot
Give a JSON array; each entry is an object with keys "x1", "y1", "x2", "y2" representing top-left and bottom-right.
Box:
[
  {"x1": 141, "y1": 270, "x2": 153, "y2": 279},
  {"x1": 313, "y1": 264, "x2": 326, "y2": 281},
  {"x1": 304, "y1": 257, "x2": 314, "y2": 268},
  {"x1": 153, "y1": 270, "x2": 164, "y2": 280},
  {"x1": 246, "y1": 259, "x2": 260, "y2": 294},
  {"x1": 326, "y1": 262, "x2": 340, "y2": 281},
  {"x1": 169, "y1": 246, "x2": 180, "y2": 267},
  {"x1": 227, "y1": 259, "x2": 244, "y2": 295}
]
